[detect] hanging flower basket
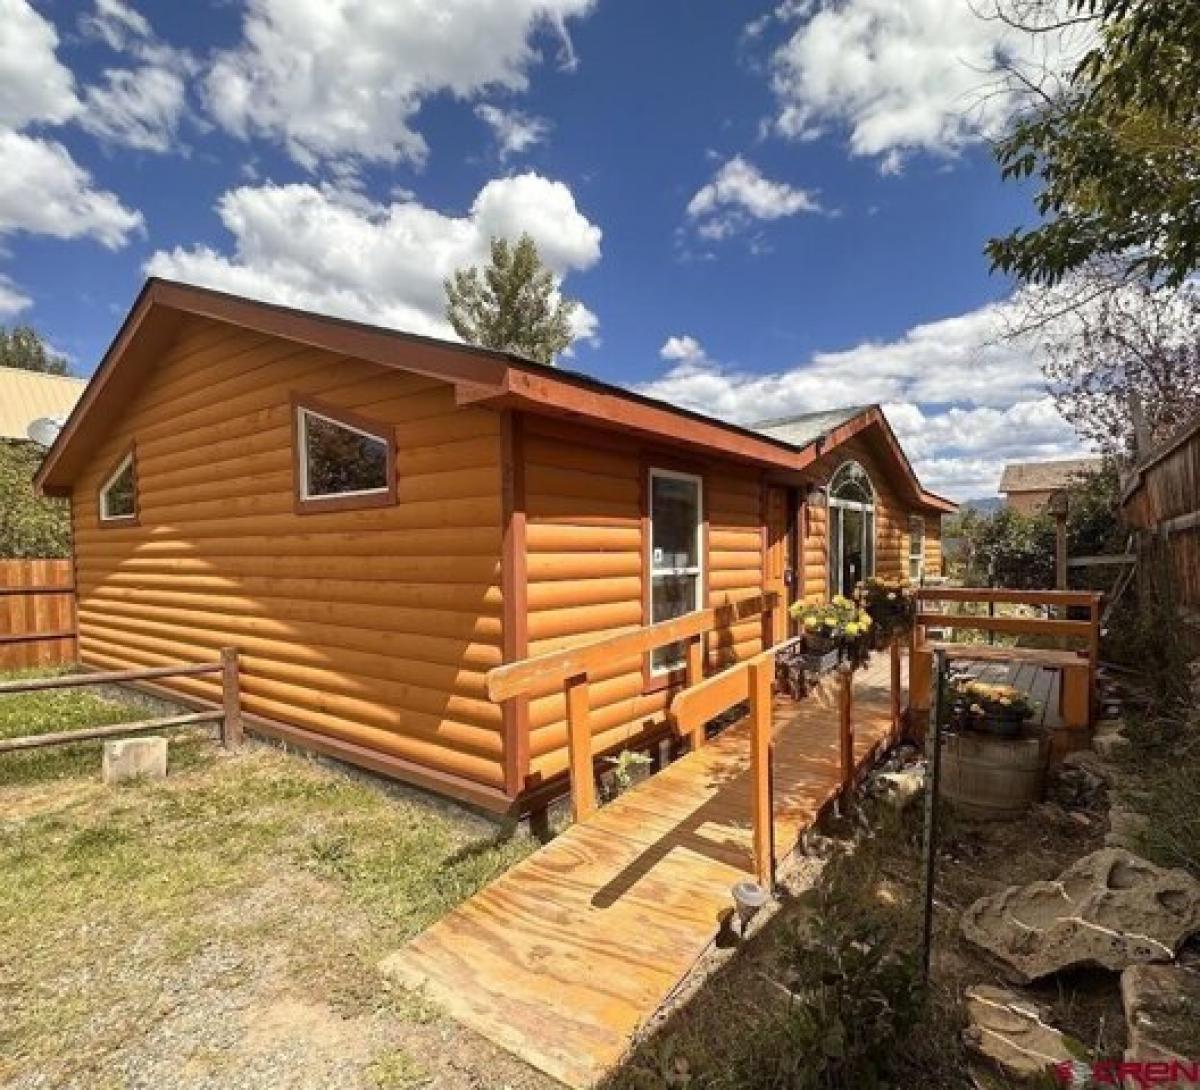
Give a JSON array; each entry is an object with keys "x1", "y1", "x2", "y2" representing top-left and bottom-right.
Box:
[{"x1": 854, "y1": 576, "x2": 916, "y2": 646}]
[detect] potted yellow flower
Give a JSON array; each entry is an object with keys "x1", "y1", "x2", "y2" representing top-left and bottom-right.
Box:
[
  {"x1": 952, "y1": 680, "x2": 1038, "y2": 738},
  {"x1": 789, "y1": 596, "x2": 873, "y2": 671}
]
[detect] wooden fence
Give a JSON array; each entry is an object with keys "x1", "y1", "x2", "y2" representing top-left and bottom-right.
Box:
[
  {"x1": 0, "y1": 558, "x2": 75, "y2": 670},
  {"x1": 1121, "y1": 414, "x2": 1200, "y2": 611}
]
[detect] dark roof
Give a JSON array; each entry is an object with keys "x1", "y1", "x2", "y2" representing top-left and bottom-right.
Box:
[
  {"x1": 999, "y1": 457, "x2": 1102, "y2": 494},
  {"x1": 752, "y1": 406, "x2": 873, "y2": 449}
]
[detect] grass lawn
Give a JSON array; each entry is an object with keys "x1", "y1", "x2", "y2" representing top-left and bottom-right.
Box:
[{"x1": 0, "y1": 673, "x2": 548, "y2": 1090}]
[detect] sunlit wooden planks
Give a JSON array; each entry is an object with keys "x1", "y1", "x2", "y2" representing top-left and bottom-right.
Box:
[{"x1": 386, "y1": 653, "x2": 902, "y2": 1088}]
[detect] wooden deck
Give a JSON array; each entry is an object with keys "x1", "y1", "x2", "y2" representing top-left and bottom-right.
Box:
[{"x1": 382, "y1": 653, "x2": 902, "y2": 1089}]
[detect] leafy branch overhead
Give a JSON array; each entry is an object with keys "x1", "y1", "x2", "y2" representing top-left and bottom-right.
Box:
[
  {"x1": 987, "y1": 0, "x2": 1200, "y2": 287},
  {"x1": 444, "y1": 234, "x2": 578, "y2": 365}
]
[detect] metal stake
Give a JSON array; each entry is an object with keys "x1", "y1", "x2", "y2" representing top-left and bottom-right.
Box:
[{"x1": 919, "y1": 647, "x2": 946, "y2": 985}]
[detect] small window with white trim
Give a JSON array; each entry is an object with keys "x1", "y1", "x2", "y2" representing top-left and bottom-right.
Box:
[
  {"x1": 908, "y1": 514, "x2": 925, "y2": 583},
  {"x1": 648, "y1": 468, "x2": 703, "y2": 674},
  {"x1": 296, "y1": 403, "x2": 393, "y2": 510},
  {"x1": 99, "y1": 449, "x2": 136, "y2": 523}
]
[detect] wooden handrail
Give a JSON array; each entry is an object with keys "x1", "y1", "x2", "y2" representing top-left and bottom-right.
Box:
[
  {"x1": 916, "y1": 587, "x2": 1100, "y2": 607},
  {"x1": 487, "y1": 592, "x2": 780, "y2": 702},
  {"x1": 914, "y1": 612, "x2": 1094, "y2": 640}
]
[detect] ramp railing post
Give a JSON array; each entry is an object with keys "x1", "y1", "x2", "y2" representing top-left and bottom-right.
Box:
[
  {"x1": 565, "y1": 672, "x2": 596, "y2": 822},
  {"x1": 838, "y1": 663, "x2": 855, "y2": 798},
  {"x1": 747, "y1": 658, "x2": 775, "y2": 891},
  {"x1": 890, "y1": 636, "x2": 902, "y2": 741}
]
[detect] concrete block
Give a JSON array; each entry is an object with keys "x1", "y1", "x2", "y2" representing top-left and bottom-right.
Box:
[{"x1": 102, "y1": 737, "x2": 168, "y2": 784}]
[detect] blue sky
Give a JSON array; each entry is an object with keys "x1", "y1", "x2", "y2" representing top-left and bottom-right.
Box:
[{"x1": 0, "y1": 0, "x2": 1091, "y2": 498}]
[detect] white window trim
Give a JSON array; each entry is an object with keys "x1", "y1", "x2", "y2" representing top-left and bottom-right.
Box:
[
  {"x1": 827, "y1": 461, "x2": 877, "y2": 596},
  {"x1": 648, "y1": 467, "x2": 704, "y2": 676},
  {"x1": 909, "y1": 515, "x2": 926, "y2": 583},
  {"x1": 297, "y1": 406, "x2": 391, "y2": 502},
  {"x1": 99, "y1": 451, "x2": 136, "y2": 522}
]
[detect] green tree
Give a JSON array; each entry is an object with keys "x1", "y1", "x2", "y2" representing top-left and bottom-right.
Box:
[
  {"x1": 0, "y1": 326, "x2": 69, "y2": 375},
  {"x1": 987, "y1": 1, "x2": 1200, "y2": 288},
  {"x1": 0, "y1": 442, "x2": 70, "y2": 558},
  {"x1": 444, "y1": 234, "x2": 577, "y2": 364}
]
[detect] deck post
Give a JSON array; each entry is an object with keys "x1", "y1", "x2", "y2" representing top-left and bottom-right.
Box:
[
  {"x1": 564, "y1": 672, "x2": 597, "y2": 822},
  {"x1": 685, "y1": 635, "x2": 706, "y2": 750},
  {"x1": 220, "y1": 646, "x2": 243, "y2": 749},
  {"x1": 838, "y1": 663, "x2": 855, "y2": 798},
  {"x1": 747, "y1": 658, "x2": 775, "y2": 890},
  {"x1": 890, "y1": 637, "x2": 902, "y2": 741}
]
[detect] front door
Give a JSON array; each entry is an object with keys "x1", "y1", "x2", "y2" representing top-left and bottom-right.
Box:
[{"x1": 764, "y1": 486, "x2": 796, "y2": 643}]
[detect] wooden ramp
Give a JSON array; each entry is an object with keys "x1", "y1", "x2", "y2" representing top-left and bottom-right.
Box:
[{"x1": 382, "y1": 654, "x2": 902, "y2": 1089}]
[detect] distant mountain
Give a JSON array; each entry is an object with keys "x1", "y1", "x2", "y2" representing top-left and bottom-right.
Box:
[{"x1": 958, "y1": 496, "x2": 1004, "y2": 515}]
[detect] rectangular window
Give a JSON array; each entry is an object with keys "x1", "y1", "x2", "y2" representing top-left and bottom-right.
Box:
[
  {"x1": 99, "y1": 449, "x2": 136, "y2": 523},
  {"x1": 648, "y1": 468, "x2": 703, "y2": 674},
  {"x1": 909, "y1": 515, "x2": 925, "y2": 583},
  {"x1": 296, "y1": 403, "x2": 393, "y2": 511}
]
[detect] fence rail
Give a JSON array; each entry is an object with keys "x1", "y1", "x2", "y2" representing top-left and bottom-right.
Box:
[
  {"x1": 0, "y1": 559, "x2": 75, "y2": 670},
  {"x1": 0, "y1": 647, "x2": 242, "y2": 754}
]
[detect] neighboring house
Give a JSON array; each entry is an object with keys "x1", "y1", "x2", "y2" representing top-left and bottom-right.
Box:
[
  {"x1": 35, "y1": 279, "x2": 954, "y2": 813},
  {"x1": 999, "y1": 457, "x2": 1103, "y2": 513},
  {"x1": 0, "y1": 365, "x2": 86, "y2": 443}
]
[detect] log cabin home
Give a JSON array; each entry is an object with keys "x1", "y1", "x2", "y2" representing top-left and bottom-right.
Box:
[{"x1": 35, "y1": 279, "x2": 955, "y2": 814}]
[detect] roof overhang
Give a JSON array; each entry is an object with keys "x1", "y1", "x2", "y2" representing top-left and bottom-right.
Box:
[{"x1": 35, "y1": 278, "x2": 956, "y2": 515}]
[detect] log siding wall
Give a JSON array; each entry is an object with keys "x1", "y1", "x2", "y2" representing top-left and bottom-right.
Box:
[{"x1": 70, "y1": 316, "x2": 508, "y2": 803}]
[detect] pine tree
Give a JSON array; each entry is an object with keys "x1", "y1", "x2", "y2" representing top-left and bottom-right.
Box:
[{"x1": 444, "y1": 234, "x2": 577, "y2": 364}]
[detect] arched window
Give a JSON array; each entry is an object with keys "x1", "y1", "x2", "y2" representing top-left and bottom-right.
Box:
[{"x1": 827, "y1": 460, "x2": 875, "y2": 596}]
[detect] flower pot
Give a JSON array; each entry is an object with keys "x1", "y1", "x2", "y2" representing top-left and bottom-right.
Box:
[
  {"x1": 804, "y1": 633, "x2": 838, "y2": 655},
  {"x1": 972, "y1": 710, "x2": 1031, "y2": 739}
]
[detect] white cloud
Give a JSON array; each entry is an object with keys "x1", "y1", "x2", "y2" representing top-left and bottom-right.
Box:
[
  {"x1": 80, "y1": 65, "x2": 188, "y2": 153},
  {"x1": 0, "y1": 0, "x2": 79, "y2": 128},
  {"x1": 476, "y1": 104, "x2": 551, "y2": 160},
  {"x1": 686, "y1": 156, "x2": 821, "y2": 241},
  {"x1": 80, "y1": 0, "x2": 151, "y2": 51},
  {"x1": 0, "y1": 275, "x2": 31, "y2": 316},
  {"x1": 204, "y1": 0, "x2": 595, "y2": 168},
  {"x1": 0, "y1": 130, "x2": 143, "y2": 248},
  {"x1": 766, "y1": 0, "x2": 1089, "y2": 167},
  {"x1": 146, "y1": 172, "x2": 601, "y2": 350},
  {"x1": 640, "y1": 303, "x2": 1089, "y2": 499}
]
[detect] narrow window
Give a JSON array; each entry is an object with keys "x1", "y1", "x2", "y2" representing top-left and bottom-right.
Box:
[
  {"x1": 909, "y1": 514, "x2": 925, "y2": 583},
  {"x1": 296, "y1": 403, "x2": 393, "y2": 510},
  {"x1": 648, "y1": 468, "x2": 703, "y2": 673},
  {"x1": 99, "y1": 449, "x2": 136, "y2": 523}
]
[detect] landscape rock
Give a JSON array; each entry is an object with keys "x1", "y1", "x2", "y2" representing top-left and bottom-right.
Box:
[
  {"x1": 1122, "y1": 964, "x2": 1200, "y2": 1063},
  {"x1": 963, "y1": 984, "x2": 1084, "y2": 1082},
  {"x1": 1050, "y1": 752, "x2": 1111, "y2": 808},
  {"x1": 1094, "y1": 731, "x2": 1131, "y2": 760},
  {"x1": 961, "y1": 849, "x2": 1200, "y2": 983},
  {"x1": 102, "y1": 737, "x2": 168, "y2": 784},
  {"x1": 1060, "y1": 749, "x2": 1119, "y2": 787},
  {"x1": 1105, "y1": 806, "x2": 1150, "y2": 850},
  {"x1": 875, "y1": 769, "x2": 924, "y2": 811}
]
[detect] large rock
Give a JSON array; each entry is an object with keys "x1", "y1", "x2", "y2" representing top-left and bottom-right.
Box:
[
  {"x1": 961, "y1": 849, "x2": 1200, "y2": 983},
  {"x1": 1122, "y1": 964, "x2": 1200, "y2": 1063},
  {"x1": 963, "y1": 984, "x2": 1084, "y2": 1082},
  {"x1": 102, "y1": 736, "x2": 168, "y2": 784},
  {"x1": 1105, "y1": 806, "x2": 1150, "y2": 850}
]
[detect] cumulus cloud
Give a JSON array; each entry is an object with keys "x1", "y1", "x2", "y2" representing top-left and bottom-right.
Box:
[
  {"x1": 147, "y1": 172, "x2": 602, "y2": 348},
  {"x1": 475, "y1": 104, "x2": 551, "y2": 160},
  {"x1": 686, "y1": 155, "x2": 821, "y2": 241},
  {"x1": 765, "y1": 0, "x2": 1090, "y2": 167},
  {"x1": 0, "y1": 0, "x2": 78, "y2": 128},
  {"x1": 204, "y1": 0, "x2": 595, "y2": 168},
  {"x1": 0, "y1": 130, "x2": 143, "y2": 248},
  {"x1": 641, "y1": 304, "x2": 1088, "y2": 498},
  {"x1": 0, "y1": 275, "x2": 31, "y2": 316}
]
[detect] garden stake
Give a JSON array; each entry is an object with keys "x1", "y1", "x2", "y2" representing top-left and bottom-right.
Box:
[{"x1": 919, "y1": 647, "x2": 946, "y2": 985}]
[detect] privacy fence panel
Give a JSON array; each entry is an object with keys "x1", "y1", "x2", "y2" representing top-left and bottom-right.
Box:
[{"x1": 0, "y1": 558, "x2": 76, "y2": 670}]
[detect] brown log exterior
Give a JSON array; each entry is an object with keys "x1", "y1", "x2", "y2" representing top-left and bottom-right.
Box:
[
  {"x1": 45, "y1": 288, "x2": 952, "y2": 812},
  {"x1": 0, "y1": 559, "x2": 76, "y2": 669}
]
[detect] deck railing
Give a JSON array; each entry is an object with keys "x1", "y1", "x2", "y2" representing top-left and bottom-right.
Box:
[
  {"x1": 486, "y1": 592, "x2": 782, "y2": 822},
  {"x1": 910, "y1": 588, "x2": 1102, "y2": 726}
]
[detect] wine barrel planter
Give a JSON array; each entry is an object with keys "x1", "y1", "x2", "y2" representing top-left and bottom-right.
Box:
[{"x1": 939, "y1": 731, "x2": 1050, "y2": 820}]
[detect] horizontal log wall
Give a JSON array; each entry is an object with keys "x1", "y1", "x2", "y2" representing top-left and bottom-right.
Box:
[
  {"x1": 0, "y1": 558, "x2": 75, "y2": 669},
  {"x1": 520, "y1": 417, "x2": 768, "y2": 786},
  {"x1": 70, "y1": 315, "x2": 507, "y2": 799}
]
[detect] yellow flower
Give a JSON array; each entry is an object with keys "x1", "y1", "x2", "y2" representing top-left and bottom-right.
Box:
[
  {"x1": 845, "y1": 622, "x2": 859, "y2": 636},
  {"x1": 804, "y1": 616, "x2": 818, "y2": 630}
]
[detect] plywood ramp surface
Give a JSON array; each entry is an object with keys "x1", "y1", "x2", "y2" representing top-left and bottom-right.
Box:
[{"x1": 383, "y1": 653, "x2": 903, "y2": 1088}]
